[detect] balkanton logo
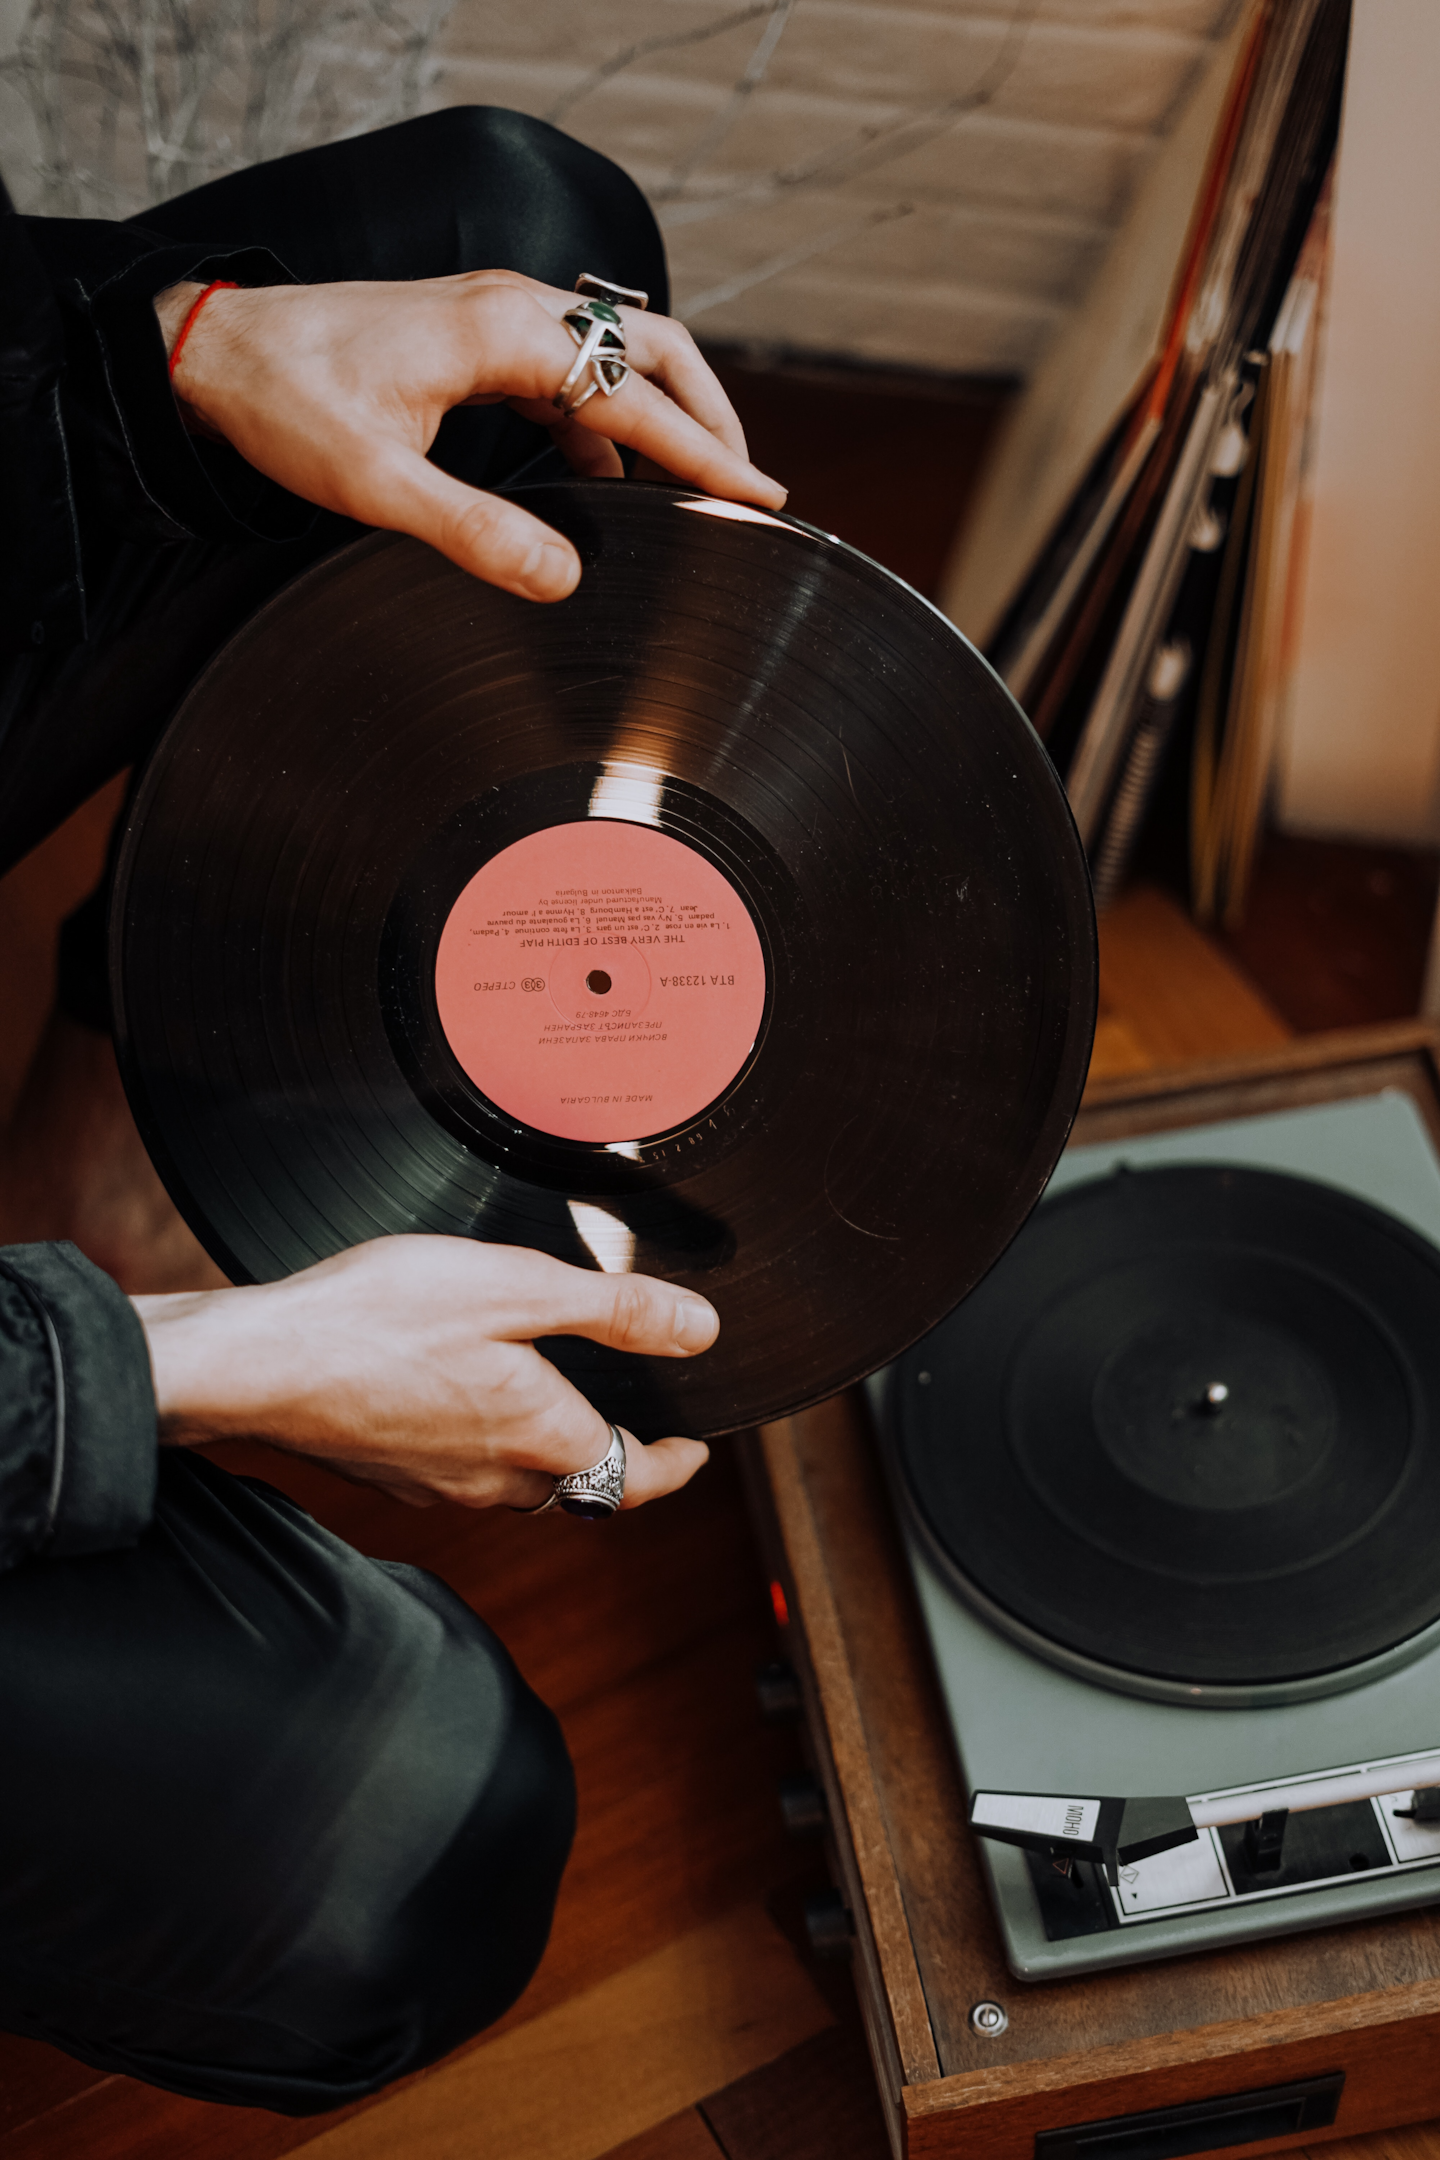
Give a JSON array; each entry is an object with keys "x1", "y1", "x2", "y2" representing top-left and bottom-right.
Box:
[{"x1": 521, "y1": 977, "x2": 544, "y2": 991}]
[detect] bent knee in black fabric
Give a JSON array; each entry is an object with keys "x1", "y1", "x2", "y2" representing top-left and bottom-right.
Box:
[
  {"x1": 137, "y1": 105, "x2": 669, "y2": 308},
  {"x1": 0, "y1": 1454, "x2": 575, "y2": 2113}
]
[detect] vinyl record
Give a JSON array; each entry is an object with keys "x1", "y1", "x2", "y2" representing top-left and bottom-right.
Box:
[
  {"x1": 892, "y1": 1163, "x2": 1440, "y2": 1701},
  {"x1": 112, "y1": 481, "x2": 1095, "y2": 1436}
]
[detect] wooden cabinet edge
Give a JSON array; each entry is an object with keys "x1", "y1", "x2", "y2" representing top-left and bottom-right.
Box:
[
  {"x1": 897, "y1": 1985, "x2": 1440, "y2": 2117},
  {"x1": 742, "y1": 1422, "x2": 942, "y2": 2089}
]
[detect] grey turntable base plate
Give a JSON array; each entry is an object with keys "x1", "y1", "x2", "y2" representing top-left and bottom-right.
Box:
[{"x1": 874, "y1": 1091, "x2": 1440, "y2": 1977}]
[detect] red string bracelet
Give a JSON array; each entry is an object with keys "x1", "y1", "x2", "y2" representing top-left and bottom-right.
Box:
[{"x1": 168, "y1": 279, "x2": 238, "y2": 380}]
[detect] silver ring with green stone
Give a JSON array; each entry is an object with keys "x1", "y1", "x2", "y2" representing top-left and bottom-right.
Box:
[{"x1": 554, "y1": 298, "x2": 631, "y2": 417}]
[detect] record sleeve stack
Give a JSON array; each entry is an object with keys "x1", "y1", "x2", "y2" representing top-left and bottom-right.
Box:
[{"x1": 942, "y1": 0, "x2": 1349, "y2": 928}]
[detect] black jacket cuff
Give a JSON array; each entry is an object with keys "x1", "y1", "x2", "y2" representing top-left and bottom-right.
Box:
[
  {"x1": 0, "y1": 1243, "x2": 157, "y2": 1570},
  {"x1": 22, "y1": 217, "x2": 317, "y2": 547}
]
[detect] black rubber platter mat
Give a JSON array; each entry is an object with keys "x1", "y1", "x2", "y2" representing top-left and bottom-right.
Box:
[{"x1": 894, "y1": 1162, "x2": 1440, "y2": 1690}]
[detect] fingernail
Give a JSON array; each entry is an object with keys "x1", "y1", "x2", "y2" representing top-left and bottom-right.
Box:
[
  {"x1": 523, "y1": 541, "x2": 579, "y2": 600},
  {"x1": 674, "y1": 1295, "x2": 718, "y2": 1351}
]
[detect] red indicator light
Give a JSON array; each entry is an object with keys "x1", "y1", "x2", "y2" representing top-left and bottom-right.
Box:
[{"x1": 769, "y1": 1578, "x2": 790, "y2": 1628}]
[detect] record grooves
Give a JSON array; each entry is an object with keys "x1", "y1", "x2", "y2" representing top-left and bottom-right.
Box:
[{"x1": 112, "y1": 481, "x2": 1095, "y2": 1435}]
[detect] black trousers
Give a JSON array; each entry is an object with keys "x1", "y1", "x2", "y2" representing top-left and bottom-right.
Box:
[{"x1": 0, "y1": 109, "x2": 667, "y2": 2112}]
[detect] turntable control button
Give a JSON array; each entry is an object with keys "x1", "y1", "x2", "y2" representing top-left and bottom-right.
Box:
[
  {"x1": 802, "y1": 1887, "x2": 853, "y2": 1959},
  {"x1": 1242, "y1": 1809, "x2": 1289, "y2": 1872},
  {"x1": 1394, "y1": 1785, "x2": 1440, "y2": 1822},
  {"x1": 777, "y1": 1774, "x2": 828, "y2": 1835},
  {"x1": 754, "y1": 1659, "x2": 802, "y2": 1721}
]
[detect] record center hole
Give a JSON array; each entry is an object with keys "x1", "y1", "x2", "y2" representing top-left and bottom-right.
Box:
[{"x1": 585, "y1": 970, "x2": 612, "y2": 997}]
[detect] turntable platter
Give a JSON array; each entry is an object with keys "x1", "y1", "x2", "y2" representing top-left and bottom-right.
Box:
[{"x1": 892, "y1": 1164, "x2": 1440, "y2": 1699}]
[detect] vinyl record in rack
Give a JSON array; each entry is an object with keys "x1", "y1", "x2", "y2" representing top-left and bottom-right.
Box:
[{"x1": 113, "y1": 481, "x2": 1095, "y2": 1435}]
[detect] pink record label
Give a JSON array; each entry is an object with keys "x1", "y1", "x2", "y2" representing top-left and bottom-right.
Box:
[{"x1": 434, "y1": 821, "x2": 767, "y2": 1142}]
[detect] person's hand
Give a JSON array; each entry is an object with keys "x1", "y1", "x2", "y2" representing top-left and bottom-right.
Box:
[
  {"x1": 155, "y1": 271, "x2": 785, "y2": 602},
  {"x1": 133, "y1": 1236, "x2": 716, "y2": 1512}
]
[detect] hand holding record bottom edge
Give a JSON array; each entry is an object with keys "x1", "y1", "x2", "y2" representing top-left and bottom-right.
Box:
[{"x1": 133, "y1": 1236, "x2": 716, "y2": 1514}]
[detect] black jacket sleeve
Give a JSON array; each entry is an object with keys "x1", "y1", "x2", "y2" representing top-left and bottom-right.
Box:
[
  {"x1": 2, "y1": 195, "x2": 313, "y2": 657},
  {"x1": 0, "y1": 1243, "x2": 157, "y2": 1571}
]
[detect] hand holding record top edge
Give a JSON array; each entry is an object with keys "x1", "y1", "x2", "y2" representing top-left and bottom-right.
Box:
[
  {"x1": 134, "y1": 1236, "x2": 715, "y2": 1514},
  {"x1": 157, "y1": 269, "x2": 786, "y2": 603}
]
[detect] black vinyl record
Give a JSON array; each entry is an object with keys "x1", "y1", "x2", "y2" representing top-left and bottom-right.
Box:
[
  {"x1": 892, "y1": 1162, "x2": 1440, "y2": 1699},
  {"x1": 112, "y1": 481, "x2": 1095, "y2": 1436}
]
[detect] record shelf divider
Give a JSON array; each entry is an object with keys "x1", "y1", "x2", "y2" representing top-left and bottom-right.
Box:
[{"x1": 739, "y1": 1021, "x2": 1440, "y2": 2160}]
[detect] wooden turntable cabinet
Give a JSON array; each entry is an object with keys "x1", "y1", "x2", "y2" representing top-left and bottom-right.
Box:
[{"x1": 739, "y1": 1024, "x2": 1440, "y2": 2160}]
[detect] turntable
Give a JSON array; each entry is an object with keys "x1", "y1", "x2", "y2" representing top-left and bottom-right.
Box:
[
  {"x1": 742, "y1": 1028, "x2": 1440, "y2": 2157},
  {"x1": 880, "y1": 1084, "x2": 1440, "y2": 1979}
]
